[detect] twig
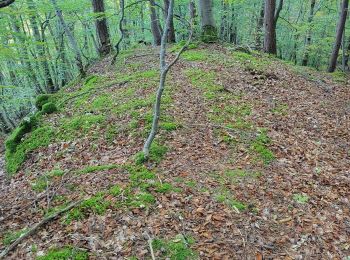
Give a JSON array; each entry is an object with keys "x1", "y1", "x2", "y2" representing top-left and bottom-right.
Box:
[
  {"x1": 0, "y1": 200, "x2": 81, "y2": 259},
  {"x1": 145, "y1": 232, "x2": 156, "y2": 260}
]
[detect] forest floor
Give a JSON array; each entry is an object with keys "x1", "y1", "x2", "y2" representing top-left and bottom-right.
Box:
[{"x1": 0, "y1": 44, "x2": 349, "y2": 260}]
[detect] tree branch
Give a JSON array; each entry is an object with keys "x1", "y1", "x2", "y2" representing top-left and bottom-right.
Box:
[
  {"x1": 0, "y1": 0, "x2": 15, "y2": 8},
  {"x1": 0, "y1": 201, "x2": 81, "y2": 259}
]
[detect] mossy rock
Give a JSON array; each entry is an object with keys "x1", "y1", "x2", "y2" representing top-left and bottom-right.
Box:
[
  {"x1": 201, "y1": 25, "x2": 217, "y2": 43},
  {"x1": 35, "y1": 94, "x2": 52, "y2": 110},
  {"x1": 42, "y1": 102, "x2": 58, "y2": 114}
]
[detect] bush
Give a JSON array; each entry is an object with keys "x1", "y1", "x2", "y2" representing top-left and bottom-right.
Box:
[
  {"x1": 42, "y1": 102, "x2": 58, "y2": 114},
  {"x1": 35, "y1": 94, "x2": 52, "y2": 110}
]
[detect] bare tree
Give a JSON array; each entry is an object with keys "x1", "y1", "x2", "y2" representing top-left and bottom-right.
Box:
[
  {"x1": 328, "y1": 0, "x2": 349, "y2": 72},
  {"x1": 143, "y1": 0, "x2": 193, "y2": 159},
  {"x1": 92, "y1": 0, "x2": 111, "y2": 57},
  {"x1": 111, "y1": 0, "x2": 125, "y2": 65}
]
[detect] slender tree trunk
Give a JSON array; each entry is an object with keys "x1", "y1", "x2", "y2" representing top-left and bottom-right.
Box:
[
  {"x1": 149, "y1": 0, "x2": 162, "y2": 45},
  {"x1": 264, "y1": 0, "x2": 277, "y2": 54},
  {"x1": 220, "y1": 0, "x2": 228, "y2": 41},
  {"x1": 27, "y1": 0, "x2": 55, "y2": 93},
  {"x1": 92, "y1": 0, "x2": 111, "y2": 57},
  {"x1": 256, "y1": 0, "x2": 265, "y2": 49},
  {"x1": 0, "y1": 0, "x2": 15, "y2": 8},
  {"x1": 163, "y1": 0, "x2": 176, "y2": 43},
  {"x1": 50, "y1": 0, "x2": 85, "y2": 76},
  {"x1": 302, "y1": 0, "x2": 316, "y2": 66},
  {"x1": 199, "y1": 0, "x2": 217, "y2": 42},
  {"x1": 328, "y1": 0, "x2": 349, "y2": 72}
]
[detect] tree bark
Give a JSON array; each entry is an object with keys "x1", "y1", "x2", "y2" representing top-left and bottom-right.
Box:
[
  {"x1": 328, "y1": 0, "x2": 349, "y2": 72},
  {"x1": 163, "y1": 0, "x2": 176, "y2": 43},
  {"x1": 302, "y1": 0, "x2": 316, "y2": 66},
  {"x1": 255, "y1": 0, "x2": 265, "y2": 49},
  {"x1": 264, "y1": 0, "x2": 277, "y2": 54},
  {"x1": 92, "y1": 0, "x2": 111, "y2": 57},
  {"x1": 27, "y1": 0, "x2": 55, "y2": 93},
  {"x1": 50, "y1": 0, "x2": 85, "y2": 76},
  {"x1": 149, "y1": 0, "x2": 162, "y2": 46},
  {"x1": 199, "y1": 0, "x2": 217, "y2": 42}
]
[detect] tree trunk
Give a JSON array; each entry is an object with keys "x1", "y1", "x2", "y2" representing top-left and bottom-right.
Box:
[
  {"x1": 199, "y1": 0, "x2": 217, "y2": 43},
  {"x1": 149, "y1": 0, "x2": 162, "y2": 46},
  {"x1": 92, "y1": 0, "x2": 111, "y2": 57},
  {"x1": 302, "y1": 0, "x2": 316, "y2": 66},
  {"x1": 27, "y1": 0, "x2": 55, "y2": 93},
  {"x1": 50, "y1": 0, "x2": 85, "y2": 76},
  {"x1": 264, "y1": 0, "x2": 277, "y2": 54},
  {"x1": 328, "y1": 0, "x2": 349, "y2": 72},
  {"x1": 255, "y1": 0, "x2": 264, "y2": 49},
  {"x1": 163, "y1": 0, "x2": 176, "y2": 43}
]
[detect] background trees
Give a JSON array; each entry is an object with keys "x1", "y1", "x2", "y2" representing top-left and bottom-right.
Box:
[{"x1": 0, "y1": 0, "x2": 348, "y2": 134}]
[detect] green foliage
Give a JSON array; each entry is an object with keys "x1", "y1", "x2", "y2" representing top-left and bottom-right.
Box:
[
  {"x1": 201, "y1": 25, "x2": 218, "y2": 43},
  {"x1": 37, "y1": 247, "x2": 88, "y2": 260},
  {"x1": 77, "y1": 164, "x2": 119, "y2": 175},
  {"x1": 134, "y1": 142, "x2": 168, "y2": 165},
  {"x1": 58, "y1": 114, "x2": 105, "y2": 140},
  {"x1": 293, "y1": 193, "x2": 309, "y2": 204},
  {"x1": 41, "y1": 102, "x2": 58, "y2": 114},
  {"x1": 215, "y1": 189, "x2": 247, "y2": 212},
  {"x1": 182, "y1": 50, "x2": 208, "y2": 62},
  {"x1": 232, "y1": 52, "x2": 271, "y2": 73},
  {"x1": 3, "y1": 228, "x2": 28, "y2": 246},
  {"x1": 35, "y1": 94, "x2": 52, "y2": 110},
  {"x1": 250, "y1": 129, "x2": 275, "y2": 165},
  {"x1": 155, "y1": 182, "x2": 173, "y2": 193},
  {"x1": 160, "y1": 122, "x2": 181, "y2": 131},
  {"x1": 152, "y1": 234, "x2": 197, "y2": 260},
  {"x1": 5, "y1": 126, "x2": 54, "y2": 174}
]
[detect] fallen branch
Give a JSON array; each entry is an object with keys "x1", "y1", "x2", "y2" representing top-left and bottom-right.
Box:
[
  {"x1": 145, "y1": 232, "x2": 156, "y2": 260},
  {"x1": 0, "y1": 200, "x2": 81, "y2": 259},
  {"x1": 58, "y1": 80, "x2": 128, "y2": 107}
]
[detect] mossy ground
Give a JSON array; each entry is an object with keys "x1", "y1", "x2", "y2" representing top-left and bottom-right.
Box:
[{"x1": 2, "y1": 45, "x2": 348, "y2": 259}]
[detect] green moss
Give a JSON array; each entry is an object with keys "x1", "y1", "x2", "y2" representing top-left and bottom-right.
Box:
[
  {"x1": 128, "y1": 165, "x2": 156, "y2": 182},
  {"x1": 293, "y1": 193, "x2": 309, "y2": 204},
  {"x1": 109, "y1": 185, "x2": 122, "y2": 196},
  {"x1": 80, "y1": 193, "x2": 110, "y2": 215},
  {"x1": 37, "y1": 247, "x2": 88, "y2": 260},
  {"x1": 155, "y1": 182, "x2": 173, "y2": 193},
  {"x1": 152, "y1": 234, "x2": 197, "y2": 260},
  {"x1": 90, "y1": 94, "x2": 114, "y2": 110},
  {"x1": 5, "y1": 127, "x2": 55, "y2": 174},
  {"x1": 201, "y1": 25, "x2": 217, "y2": 43},
  {"x1": 224, "y1": 169, "x2": 261, "y2": 182},
  {"x1": 329, "y1": 71, "x2": 347, "y2": 83},
  {"x1": 41, "y1": 102, "x2": 58, "y2": 114},
  {"x1": 160, "y1": 122, "x2": 181, "y2": 131},
  {"x1": 170, "y1": 40, "x2": 199, "y2": 52},
  {"x1": 128, "y1": 192, "x2": 155, "y2": 207},
  {"x1": 134, "y1": 142, "x2": 168, "y2": 165},
  {"x1": 31, "y1": 169, "x2": 64, "y2": 192},
  {"x1": 182, "y1": 50, "x2": 208, "y2": 62},
  {"x1": 271, "y1": 103, "x2": 289, "y2": 116},
  {"x1": 215, "y1": 189, "x2": 247, "y2": 212},
  {"x1": 77, "y1": 164, "x2": 119, "y2": 175},
  {"x1": 3, "y1": 228, "x2": 28, "y2": 246},
  {"x1": 59, "y1": 114, "x2": 105, "y2": 140},
  {"x1": 250, "y1": 129, "x2": 275, "y2": 165},
  {"x1": 232, "y1": 51, "x2": 271, "y2": 73},
  {"x1": 35, "y1": 94, "x2": 52, "y2": 110}
]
